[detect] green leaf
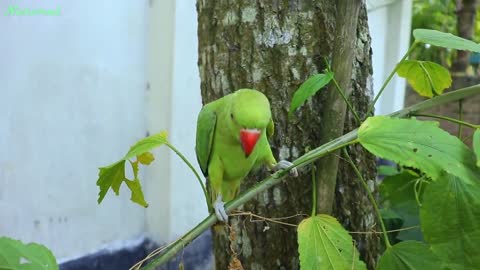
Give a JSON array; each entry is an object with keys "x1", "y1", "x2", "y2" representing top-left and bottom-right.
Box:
[
  {"x1": 376, "y1": 241, "x2": 439, "y2": 270},
  {"x1": 420, "y1": 172, "x2": 480, "y2": 269},
  {"x1": 358, "y1": 116, "x2": 479, "y2": 185},
  {"x1": 377, "y1": 165, "x2": 399, "y2": 177},
  {"x1": 96, "y1": 160, "x2": 148, "y2": 207},
  {"x1": 474, "y1": 129, "x2": 480, "y2": 167},
  {"x1": 0, "y1": 237, "x2": 58, "y2": 270},
  {"x1": 396, "y1": 60, "x2": 451, "y2": 97},
  {"x1": 125, "y1": 131, "x2": 168, "y2": 160},
  {"x1": 97, "y1": 160, "x2": 126, "y2": 203},
  {"x1": 137, "y1": 152, "x2": 155, "y2": 165},
  {"x1": 413, "y1": 29, "x2": 480, "y2": 52},
  {"x1": 380, "y1": 171, "x2": 423, "y2": 242},
  {"x1": 298, "y1": 214, "x2": 366, "y2": 270},
  {"x1": 289, "y1": 72, "x2": 333, "y2": 117},
  {"x1": 97, "y1": 132, "x2": 170, "y2": 207}
]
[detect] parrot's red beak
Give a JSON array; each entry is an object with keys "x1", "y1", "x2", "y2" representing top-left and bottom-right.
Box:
[{"x1": 240, "y1": 128, "x2": 261, "y2": 157}]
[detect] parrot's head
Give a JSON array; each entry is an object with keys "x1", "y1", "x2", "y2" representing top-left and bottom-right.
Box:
[{"x1": 230, "y1": 89, "x2": 272, "y2": 157}]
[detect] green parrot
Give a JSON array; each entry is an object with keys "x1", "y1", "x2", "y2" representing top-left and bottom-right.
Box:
[{"x1": 195, "y1": 89, "x2": 298, "y2": 222}]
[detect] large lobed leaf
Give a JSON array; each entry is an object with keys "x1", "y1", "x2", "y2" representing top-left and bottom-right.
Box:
[
  {"x1": 0, "y1": 237, "x2": 58, "y2": 270},
  {"x1": 297, "y1": 214, "x2": 366, "y2": 270},
  {"x1": 358, "y1": 116, "x2": 479, "y2": 184},
  {"x1": 96, "y1": 132, "x2": 168, "y2": 207},
  {"x1": 474, "y1": 129, "x2": 480, "y2": 167},
  {"x1": 376, "y1": 241, "x2": 439, "y2": 270},
  {"x1": 413, "y1": 29, "x2": 480, "y2": 52},
  {"x1": 420, "y1": 172, "x2": 480, "y2": 269},
  {"x1": 289, "y1": 72, "x2": 333, "y2": 117},
  {"x1": 379, "y1": 170, "x2": 423, "y2": 242},
  {"x1": 396, "y1": 60, "x2": 451, "y2": 98}
]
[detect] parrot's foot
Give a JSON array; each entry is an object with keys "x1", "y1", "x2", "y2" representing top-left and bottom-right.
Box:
[
  {"x1": 274, "y1": 160, "x2": 298, "y2": 177},
  {"x1": 214, "y1": 194, "x2": 229, "y2": 223}
]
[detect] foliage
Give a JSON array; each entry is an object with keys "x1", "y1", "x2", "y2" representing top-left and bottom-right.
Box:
[
  {"x1": 93, "y1": 28, "x2": 480, "y2": 270},
  {"x1": 289, "y1": 72, "x2": 333, "y2": 117},
  {"x1": 297, "y1": 215, "x2": 366, "y2": 270},
  {"x1": 0, "y1": 237, "x2": 58, "y2": 270}
]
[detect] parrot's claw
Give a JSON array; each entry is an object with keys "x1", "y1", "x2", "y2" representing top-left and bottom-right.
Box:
[
  {"x1": 274, "y1": 160, "x2": 298, "y2": 177},
  {"x1": 214, "y1": 195, "x2": 229, "y2": 223}
]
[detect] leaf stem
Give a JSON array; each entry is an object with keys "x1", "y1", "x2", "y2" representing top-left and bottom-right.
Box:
[
  {"x1": 324, "y1": 58, "x2": 362, "y2": 125},
  {"x1": 458, "y1": 99, "x2": 464, "y2": 138},
  {"x1": 166, "y1": 143, "x2": 212, "y2": 211},
  {"x1": 411, "y1": 112, "x2": 478, "y2": 129},
  {"x1": 366, "y1": 41, "x2": 419, "y2": 118},
  {"x1": 342, "y1": 148, "x2": 391, "y2": 248},
  {"x1": 332, "y1": 76, "x2": 362, "y2": 124},
  {"x1": 311, "y1": 165, "x2": 317, "y2": 217}
]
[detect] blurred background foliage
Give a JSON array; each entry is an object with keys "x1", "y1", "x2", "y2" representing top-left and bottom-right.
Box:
[{"x1": 411, "y1": 0, "x2": 480, "y2": 72}]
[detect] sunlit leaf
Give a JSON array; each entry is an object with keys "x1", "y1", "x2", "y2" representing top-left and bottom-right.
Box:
[
  {"x1": 420, "y1": 172, "x2": 480, "y2": 269},
  {"x1": 376, "y1": 241, "x2": 439, "y2": 270},
  {"x1": 413, "y1": 29, "x2": 480, "y2": 52},
  {"x1": 0, "y1": 237, "x2": 58, "y2": 270},
  {"x1": 474, "y1": 129, "x2": 480, "y2": 167},
  {"x1": 358, "y1": 117, "x2": 479, "y2": 184},
  {"x1": 298, "y1": 214, "x2": 366, "y2": 270},
  {"x1": 137, "y1": 152, "x2": 155, "y2": 165},
  {"x1": 397, "y1": 60, "x2": 451, "y2": 97},
  {"x1": 125, "y1": 131, "x2": 168, "y2": 160},
  {"x1": 289, "y1": 72, "x2": 333, "y2": 118},
  {"x1": 97, "y1": 132, "x2": 170, "y2": 207}
]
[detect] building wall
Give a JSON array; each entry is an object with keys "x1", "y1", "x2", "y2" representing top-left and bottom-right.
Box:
[{"x1": 0, "y1": 0, "x2": 147, "y2": 260}]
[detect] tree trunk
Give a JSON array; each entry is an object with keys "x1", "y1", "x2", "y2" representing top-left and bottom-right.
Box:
[
  {"x1": 452, "y1": 0, "x2": 479, "y2": 72},
  {"x1": 197, "y1": 0, "x2": 380, "y2": 269}
]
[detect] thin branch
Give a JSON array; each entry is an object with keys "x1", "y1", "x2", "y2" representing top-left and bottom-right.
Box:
[
  {"x1": 166, "y1": 143, "x2": 212, "y2": 211},
  {"x1": 366, "y1": 41, "x2": 419, "y2": 118},
  {"x1": 342, "y1": 148, "x2": 391, "y2": 248},
  {"x1": 411, "y1": 112, "x2": 479, "y2": 129},
  {"x1": 141, "y1": 84, "x2": 480, "y2": 270}
]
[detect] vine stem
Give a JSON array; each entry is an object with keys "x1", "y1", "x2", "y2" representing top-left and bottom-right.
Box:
[
  {"x1": 311, "y1": 165, "x2": 317, "y2": 217},
  {"x1": 324, "y1": 58, "x2": 362, "y2": 125},
  {"x1": 365, "y1": 41, "x2": 419, "y2": 118},
  {"x1": 458, "y1": 99, "x2": 464, "y2": 138},
  {"x1": 411, "y1": 112, "x2": 479, "y2": 129},
  {"x1": 141, "y1": 84, "x2": 480, "y2": 270},
  {"x1": 342, "y1": 148, "x2": 391, "y2": 248},
  {"x1": 166, "y1": 143, "x2": 212, "y2": 211}
]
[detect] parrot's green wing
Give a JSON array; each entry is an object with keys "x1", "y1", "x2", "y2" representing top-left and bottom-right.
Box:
[
  {"x1": 195, "y1": 106, "x2": 217, "y2": 176},
  {"x1": 267, "y1": 118, "x2": 274, "y2": 139}
]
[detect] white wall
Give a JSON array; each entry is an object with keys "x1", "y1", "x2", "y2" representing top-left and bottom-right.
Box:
[{"x1": 0, "y1": 0, "x2": 147, "y2": 260}]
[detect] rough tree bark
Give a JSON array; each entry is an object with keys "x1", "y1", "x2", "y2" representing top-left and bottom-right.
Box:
[
  {"x1": 452, "y1": 0, "x2": 479, "y2": 72},
  {"x1": 197, "y1": 0, "x2": 380, "y2": 269}
]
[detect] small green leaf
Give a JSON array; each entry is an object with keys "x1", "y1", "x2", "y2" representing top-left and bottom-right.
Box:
[
  {"x1": 397, "y1": 60, "x2": 451, "y2": 97},
  {"x1": 97, "y1": 160, "x2": 126, "y2": 203},
  {"x1": 474, "y1": 129, "x2": 480, "y2": 167},
  {"x1": 298, "y1": 214, "x2": 366, "y2": 270},
  {"x1": 358, "y1": 117, "x2": 479, "y2": 184},
  {"x1": 420, "y1": 172, "x2": 480, "y2": 269},
  {"x1": 376, "y1": 241, "x2": 439, "y2": 270},
  {"x1": 0, "y1": 237, "x2": 58, "y2": 270},
  {"x1": 125, "y1": 131, "x2": 168, "y2": 160},
  {"x1": 413, "y1": 29, "x2": 480, "y2": 52},
  {"x1": 137, "y1": 152, "x2": 155, "y2": 165},
  {"x1": 289, "y1": 72, "x2": 333, "y2": 117}
]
